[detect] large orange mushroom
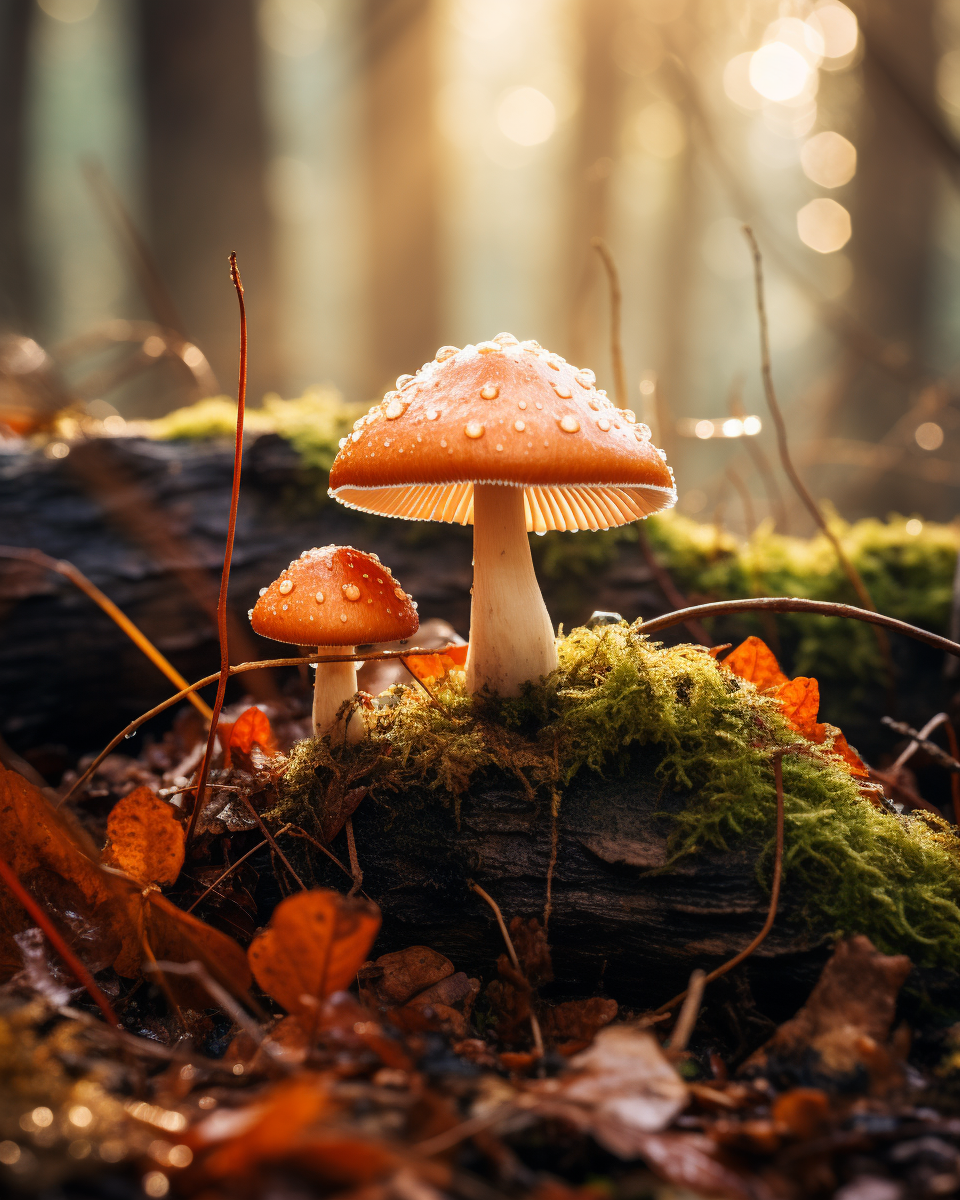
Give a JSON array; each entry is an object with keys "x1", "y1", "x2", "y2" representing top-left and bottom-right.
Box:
[
  {"x1": 328, "y1": 334, "x2": 675, "y2": 697},
  {"x1": 251, "y1": 546, "x2": 418, "y2": 740}
]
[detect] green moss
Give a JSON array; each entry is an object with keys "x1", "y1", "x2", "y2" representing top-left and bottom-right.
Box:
[{"x1": 276, "y1": 623, "x2": 960, "y2": 969}]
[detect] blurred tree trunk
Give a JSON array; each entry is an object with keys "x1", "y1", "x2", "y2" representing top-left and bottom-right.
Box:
[
  {"x1": 566, "y1": 0, "x2": 627, "y2": 368},
  {"x1": 139, "y1": 0, "x2": 279, "y2": 403},
  {"x1": 362, "y1": 0, "x2": 440, "y2": 396},
  {"x1": 0, "y1": 0, "x2": 32, "y2": 331}
]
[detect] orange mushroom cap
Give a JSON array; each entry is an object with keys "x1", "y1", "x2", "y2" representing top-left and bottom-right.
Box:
[
  {"x1": 251, "y1": 546, "x2": 419, "y2": 646},
  {"x1": 328, "y1": 334, "x2": 676, "y2": 532}
]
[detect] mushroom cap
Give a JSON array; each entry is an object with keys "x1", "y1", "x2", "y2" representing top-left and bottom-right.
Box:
[
  {"x1": 251, "y1": 546, "x2": 419, "y2": 646},
  {"x1": 328, "y1": 335, "x2": 676, "y2": 532}
]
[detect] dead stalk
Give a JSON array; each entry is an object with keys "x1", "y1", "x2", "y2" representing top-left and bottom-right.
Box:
[
  {"x1": 639, "y1": 596, "x2": 960, "y2": 661},
  {"x1": 185, "y1": 824, "x2": 293, "y2": 913},
  {"x1": 186, "y1": 253, "x2": 247, "y2": 846},
  {"x1": 882, "y1": 717, "x2": 960, "y2": 773},
  {"x1": 399, "y1": 657, "x2": 448, "y2": 714},
  {"x1": 668, "y1": 969, "x2": 706, "y2": 1054},
  {"x1": 0, "y1": 546, "x2": 212, "y2": 721},
  {"x1": 893, "y1": 713, "x2": 949, "y2": 770},
  {"x1": 279, "y1": 825, "x2": 357, "y2": 885},
  {"x1": 236, "y1": 795, "x2": 306, "y2": 890},
  {"x1": 344, "y1": 817, "x2": 363, "y2": 896},
  {"x1": 468, "y1": 880, "x2": 545, "y2": 1058},
  {"x1": 742, "y1": 226, "x2": 893, "y2": 679},
  {"x1": 590, "y1": 236, "x2": 628, "y2": 408},
  {"x1": 654, "y1": 749, "x2": 788, "y2": 1014}
]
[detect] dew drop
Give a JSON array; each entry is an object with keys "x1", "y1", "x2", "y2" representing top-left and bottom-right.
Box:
[
  {"x1": 282, "y1": 603, "x2": 289, "y2": 611},
  {"x1": 480, "y1": 384, "x2": 499, "y2": 400},
  {"x1": 124, "y1": 731, "x2": 137, "y2": 739},
  {"x1": 553, "y1": 384, "x2": 572, "y2": 399},
  {"x1": 476, "y1": 341, "x2": 501, "y2": 354},
  {"x1": 535, "y1": 402, "x2": 543, "y2": 410},
  {"x1": 521, "y1": 339, "x2": 541, "y2": 352},
  {"x1": 621, "y1": 409, "x2": 636, "y2": 424},
  {"x1": 427, "y1": 408, "x2": 440, "y2": 420},
  {"x1": 338, "y1": 437, "x2": 347, "y2": 449},
  {"x1": 496, "y1": 443, "x2": 503, "y2": 451},
  {"x1": 588, "y1": 398, "x2": 600, "y2": 411},
  {"x1": 598, "y1": 417, "x2": 611, "y2": 432},
  {"x1": 515, "y1": 420, "x2": 525, "y2": 431},
  {"x1": 440, "y1": 437, "x2": 447, "y2": 448},
  {"x1": 340, "y1": 613, "x2": 347, "y2": 622},
  {"x1": 247, "y1": 608, "x2": 254, "y2": 619},
  {"x1": 383, "y1": 439, "x2": 391, "y2": 447},
  {"x1": 493, "y1": 332, "x2": 518, "y2": 345},
  {"x1": 279, "y1": 579, "x2": 294, "y2": 595},
  {"x1": 518, "y1": 399, "x2": 527, "y2": 410},
  {"x1": 315, "y1": 591, "x2": 325, "y2": 603},
  {"x1": 352, "y1": 430, "x2": 362, "y2": 442},
  {"x1": 343, "y1": 583, "x2": 361, "y2": 601},
  {"x1": 435, "y1": 345, "x2": 459, "y2": 362},
  {"x1": 575, "y1": 369, "x2": 595, "y2": 387},
  {"x1": 396, "y1": 374, "x2": 416, "y2": 389},
  {"x1": 464, "y1": 421, "x2": 484, "y2": 439},
  {"x1": 258, "y1": 587, "x2": 267, "y2": 597},
  {"x1": 385, "y1": 399, "x2": 405, "y2": 420}
]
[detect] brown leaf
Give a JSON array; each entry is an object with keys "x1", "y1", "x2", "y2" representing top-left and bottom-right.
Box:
[
  {"x1": 509, "y1": 916, "x2": 553, "y2": 985},
  {"x1": 319, "y1": 784, "x2": 367, "y2": 844},
  {"x1": 540, "y1": 997, "x2": 618, "y2": 1048},
  {"x1": 358, "y1": 946, "x2": 455, "y2": 1008},
  {"x1": 551, "y1": 1025, "x2": 688, "y2": 1140},
  {"x1": 249, "y1": 888, "x2": 381, "y2": 1014},
  {"x1": 741, "y1": 935, "x2": 911, "y2": 1094},
  {"x1": 721, "y1": 636, "x2": 788, "y2": 693},
  {"x1": 101, "y1": 785, "x2": 185, "y2": 887}
]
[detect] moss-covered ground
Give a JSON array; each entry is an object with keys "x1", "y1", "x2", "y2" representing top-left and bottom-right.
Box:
[{"x1": 276, "y1": 623, "x2": 960, "y2": 971}]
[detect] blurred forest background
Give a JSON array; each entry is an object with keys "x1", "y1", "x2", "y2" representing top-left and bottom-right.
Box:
[{"x1": 1, "y1": 0, "x2": 959, "y2": 532}]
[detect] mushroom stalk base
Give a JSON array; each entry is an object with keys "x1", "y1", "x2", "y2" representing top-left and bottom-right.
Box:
[
  {"x1": 466, "y1": 484, "x2": 558, "y2": 696},
  {"x1": 313, "y1": 647, "x2": 364, "y2": 742}
]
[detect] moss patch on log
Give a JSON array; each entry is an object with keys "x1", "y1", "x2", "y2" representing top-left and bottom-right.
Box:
[{"x1": 275, "y1": 623, "x2": 960, "y2": 969}]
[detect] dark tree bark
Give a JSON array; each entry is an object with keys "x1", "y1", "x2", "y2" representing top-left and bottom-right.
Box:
[{"x1": 138, "y1": 0, "x2": 279, "y2": 405}]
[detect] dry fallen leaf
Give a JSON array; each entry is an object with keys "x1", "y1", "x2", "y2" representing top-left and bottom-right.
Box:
[
  {"x1": 249, "y1": 888, "x2": 381, "y2": 1015},
  {"x1": 101, "y1": 784, "x2": 185, "y2": 887},
  {"x1": 720, "y1": 635, "x2": 788, "y2": 693},
  {"x1": 404, "y1": 643, "x2": 468, "y2": 686},
  {"x1": 218, "y1": 705, "x2": 279, "y2": 771}
]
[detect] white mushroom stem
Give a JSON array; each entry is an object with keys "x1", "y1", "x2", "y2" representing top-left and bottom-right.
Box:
[
  {"x1": 465, "y1": 484, "x2": 559, "y2": 697},
  {"x1": 313, "y1": 646, "x2": 364, "y2": 741}
]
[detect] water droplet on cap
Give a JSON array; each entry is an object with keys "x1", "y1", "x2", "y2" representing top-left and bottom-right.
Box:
[
  {"x1": 343, "y1": 584, "x2": 361, "y2": 601},
  {"x1": 598, "y1": 417, "x2": 611, "y2": 432},
  {"x1": 279, "y1": 579, "x2": 293, "y2": 595},
  {"x1": 259, "y1": 587, "x2": 267, "y2": 597},
  {"x1": 515, "y1": 420, "x2": 525, "y2": 432},
  {"x1": 476, "y1": 341, "x2": 501, "y2": 354},
  {"x1": 575, "y1": 369, "x2": 595, "y2": 387},
  {"x1": 338, "y1": 438, "x2": 347, "y2": 449},
  {"x1": 385, "y1": 399, "x2": 405, "y2": 420},
  {"x1": 396, "y1": 374, "x2": 415, "y2": 389},
  {"x1": 621, "y1": 409, "x2": 636, "y2": 423},
  {"x1": 340, "y1": 613, "x2": 347, "y2": 622},
  {"x1": 464, "y1": 421, "x2": 484, "y2": 438},
  {"x1": 480, "y1": 384, "x2": 499, "y2": 400},
  {"x1": 553, "y1": 384, "x2": 572, "y2": 398},
  {"x1": 521, "y1": 339, "x2": 541, "y2": 352},
  {"x1": 427, "y1": 408, "x2": 440, "y2": 420},
  {"x1": 315, "y1": 591, "x2": 325, "y2": 603},
  {"x1": 518, "y1": 399, "x2": 527, "y2": 410},
  {"x1": 493, "y1": 332, "x2": 518, "y2": 345},
  {"x1": 435, "y1": 345, "x2": 459, "y2": 362},
  {"x1": 559, "y1": 415, "x2": 580, "y2": 433}
]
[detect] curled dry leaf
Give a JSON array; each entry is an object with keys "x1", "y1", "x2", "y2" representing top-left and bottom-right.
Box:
[
  {"x1": 218, "y1": 705, "x2": 278, "y2": 771},
  {"x1": 721, "y1": 636, "x2": 870, "y2": 781},
  {"x1": 249, "y1": 888, "x2": 381, "y2": 1015},
  {"x1": 403, "y1": 643, "x2": 468, "y2": 687},
  {"x1": 101, "y1": 784, "x2": 185, "y2": 887},
  {"x1": 358, "y1": 946, "x2": 455, "y2": 1008}
]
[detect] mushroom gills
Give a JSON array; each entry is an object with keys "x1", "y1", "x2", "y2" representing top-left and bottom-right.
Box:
[{"x1": 465, "y1": 484, "x2": 558, "y2": 696}]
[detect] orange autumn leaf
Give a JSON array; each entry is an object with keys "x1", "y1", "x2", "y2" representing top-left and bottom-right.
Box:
[
  {"x1": 219, "y1": 706, "x2": 278, "y2": 769},
  {"x1": 404, "y1": 643, "x2": 468, "y2": 686},
  {"x1": 101, "y1": 785, "x2": 185, "y2": 887},
  {"x1": 721, "y1": 636, "x2": 788, "y2": 693},
  {"x1": 773, "y1": 677, "x2": 822, "y2": 741},
  {"x1": 249, "y1": 889, "x2": 381, "y2": 1015}
]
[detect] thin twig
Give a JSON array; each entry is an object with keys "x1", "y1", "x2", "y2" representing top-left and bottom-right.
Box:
[
  {"x1": 0, "y1": 546, "x2": 212, "y2": 720},
  {"x1": 882, "y1": 717, "x2": 960, "y2": 773},
  {"x1": 186, "y1": 254, "x2": 247, "y2": 846},
  {"x1": 590, "y1": 237, "x2": 628, "y2": 409},
  {"x1": 398, "y1": 658, "x2": 447, "y2": 713},
  {"x1": 654, "y1": 749, "x2": 787, "y2": 1014},
  {"x1": 59, "y1": 644, "x2": 463, "y2": 807},
  {"x1": 344, "y1": 818, "x2": 362, "y2": 897},
  {"x1": 280, "y1": 825, "x2": 357, "y2": 885},
  {"x1": 668, "y1": 969, "x2": 706, "y2": 1054},
  {"x1": 236, "y1": 795, "x2": 306, "y2": 890},
  {"x1": 893, "y1": 713, "x2": 949, "y2": 770},
  {"x1": 636, "y1": 529, "x2": 710, "y2": 645},
  {"x1": 638, "y1": 597, "x2": 960, "y2": 660},
  {"x1": 742, "y1": 226, "x2": 893, "y2": 678},
  {"x1": 185, "y1": 824, "x2": 292, "y2": 913},
  {"x1": 946, "y1": 722, "x2": 960, "y2": 826},
  {"x1": 468, "y1": 880, "x2": 544, "y2": 1058},
  {"x1": 0, "y1": 851, "x2": 119, "y2": 1027}
]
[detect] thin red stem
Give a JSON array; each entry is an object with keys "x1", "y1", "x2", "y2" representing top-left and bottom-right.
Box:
[
  {"x1": 0, "y1": 852, "x2": 119, "y2": 1027},
  {"x1": 186, "y1": 254, "x2": 246, "y2": 846}
]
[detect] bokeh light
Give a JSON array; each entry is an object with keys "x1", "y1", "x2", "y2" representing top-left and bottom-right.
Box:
[
  {"x1": 496, "y1": 87, "x2": 556, "y2": 146},
  {"x1": 915, "y1": 422, "x2": 945, "y2": 451},
  {"x1": 808, "y1": 2, "x2": 859, "y2": 61},
  {"x1": 797, "y1": 197, "x2": 851, "y2": 253},
  {"x1": 800, "y1": 131, "x2": 857, "y2": 188},
  {"x1": 749, "y1": 42, "x2": 812, "y2": 103},
  {"x1": 905, "y1": 519, "x2": 924, "y2": 536}
]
